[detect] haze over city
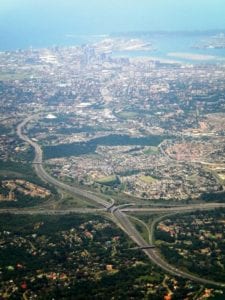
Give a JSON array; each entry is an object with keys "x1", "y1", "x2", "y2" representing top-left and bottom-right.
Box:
[
  {"x1": 1, "y1": 0, "x2": 225, "y2": 50},
  {"x1": 1, "y1": 1, "x2": 225, "y2": 299}
]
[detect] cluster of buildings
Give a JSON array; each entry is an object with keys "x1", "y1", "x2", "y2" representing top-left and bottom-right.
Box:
[
  {"x1": 1, "y1": 38, "x2": 225, "y2": 201},
  {"x1": 0, "y1": 216, "x2": 140, "y2": 298},
  {"x1": 2, "y1": 180, "x2": 51, "y2": 199},
  {"x1": 0, "y1": 190, "x2": 15, "y2": 201},
  {"x1": 156, "y1": 210, "x2": 225, "y2": 287}
]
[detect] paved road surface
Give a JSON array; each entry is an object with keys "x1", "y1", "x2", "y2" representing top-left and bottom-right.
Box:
[
  {"x1": 17, "y1": 116, "x2": 109, "y2": 208},
  {"x1": 122, "y1": 203, "x2": 225, "y2": 213},
  {"x1": 0, "y1": 208, "x2": 101, "y2": 215},
  {"x1": 12, "y1": 115, "x2": 225, "y2": 288},
  {"x1": 113, "y1": 209, "x2": 225, "y2": 287}
]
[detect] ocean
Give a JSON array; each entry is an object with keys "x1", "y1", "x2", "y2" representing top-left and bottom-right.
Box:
[{"x1": 1, "y1": 1, "x2": 225, "y2": 63}]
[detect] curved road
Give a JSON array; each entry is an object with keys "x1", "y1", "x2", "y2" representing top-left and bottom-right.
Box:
[
  {"x1": 112, "y1": 209, "x2": 225, "y2": 288},
  {"x1": 17, "y1": 116, "x2": 109, "y2": 208},
  {"x1": 15, "y1": 115, "x2": 225, "y2": 288}
]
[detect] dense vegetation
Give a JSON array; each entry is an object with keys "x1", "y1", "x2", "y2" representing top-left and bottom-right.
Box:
[
  {"x1": 0, "y1": 161, "x2": 55, "y2": 191},
  {"x1": 44, "y1": 134, "x2": 166, "y2": 159},
  {"x1": 0, "y1": 124, "x2": 10, "y2": 135},
  {"x1": 0, "y1": 188, "x2": 48, "y2": 208},
  {"x1": 0, "y1": 214, "x2": 203, "y2": 299},
  {"x1": 155, "y1": 209, "x2": 225, "y2": 283},
  {"x1": 200, "y1": 190, "x2": 225, "y2": 202}
]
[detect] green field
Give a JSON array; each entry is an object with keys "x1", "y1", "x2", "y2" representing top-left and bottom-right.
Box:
[
  {"x1": 117, "y1": 111, "x2": 139, "y2": 119},
  {"x1": 96, "y1": 175, "x2": 119, "y2": 186},
  {"x1": 0, "y1": 72, "x2": 34, "y2": 81},
  {"x1": 143, "y1": 146, "x2": 159, "y2": 155},
  {"x1": 140, "y1": 175, "x2": 157, "y2": 184},
  {"x1": 187, "y1": 174, "x2": 198, "y2": 183}
]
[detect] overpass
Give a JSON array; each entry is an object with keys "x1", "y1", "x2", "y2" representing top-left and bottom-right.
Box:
[{"x1": 13, "y1": 115, "x2": 225, "y2": 288}]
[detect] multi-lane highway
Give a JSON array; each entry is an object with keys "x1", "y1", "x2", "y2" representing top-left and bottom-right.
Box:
[
  {"x1": 0, "y1": 208, "x2": 102, "y2": 215},
  {"x1": 9, "y1": 115, "x2": 225, "y2": 288},
  {"x1": 112, "y1": 207, "x2": 225, "y2": 287},
  {"x1": 122, "y1": 202, "x2": 225, "y2": 213},
  {"x1": 17, "y1": 116, "x2": 110, "y2": 208}
]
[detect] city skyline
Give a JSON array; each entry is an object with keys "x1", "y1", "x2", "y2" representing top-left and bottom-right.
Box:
[{"x1": 1, "y1": 0, "x2": 225, "y2": 49}]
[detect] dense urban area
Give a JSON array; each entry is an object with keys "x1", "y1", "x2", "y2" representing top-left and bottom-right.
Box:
[{"x1": 0, "y1": 34, "x2": 225, "y2": 299}]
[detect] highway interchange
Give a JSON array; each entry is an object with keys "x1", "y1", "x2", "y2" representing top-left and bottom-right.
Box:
[{"x1": 2, "y1": 115, "x2": 225, "y2": 288}]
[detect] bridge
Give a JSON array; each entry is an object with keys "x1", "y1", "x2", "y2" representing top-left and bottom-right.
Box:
[
  {"x1": 106, "y1": 198, "x2": 115, "y2": 212},
  {"x1": 13, "y1": 115, "x2": 225, "y2": 288},
  {"x1": 129, "y1": 245, "x2": 156, "y2": 250}
]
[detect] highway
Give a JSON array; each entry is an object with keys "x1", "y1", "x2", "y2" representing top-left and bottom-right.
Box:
[
  {"x1": 17, "y1": 116, "x2": 110, "y2": 208},
  {"x1": 0, "y1": 208, "x2": 102, "y2": 215},
  {"x1": 11, "y1": 115, "x2": 225, "y2": 288},
  {"x1": 112, "y1": 209, "x2": 225, "y2": 287},
  {"x1": 122, "y1": 202, "x2": 225, "y2": 213}
]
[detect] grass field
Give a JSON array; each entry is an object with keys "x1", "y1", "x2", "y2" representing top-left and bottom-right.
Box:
[
  {"x1": 218, "y1": 173, "x2": 225, "y2": 181},
  {"x1": 96, "y1": 175, "x2": 119, "y2": 185},
  {"x1": 143, "y1": 147, "x2": 159, "y2": 155},
  {"x1": 187, "y1": 174, "x2": 198, "y2": 183},
  {"x1": 140, "y1": 175, "x2": 157, "y2": 184},
  {"x1": 0, "y1": 72, "x2": 35, "y2": 81},
  {"x1": 117, "y1": 111, "x2": 139, "y2": 119}
]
